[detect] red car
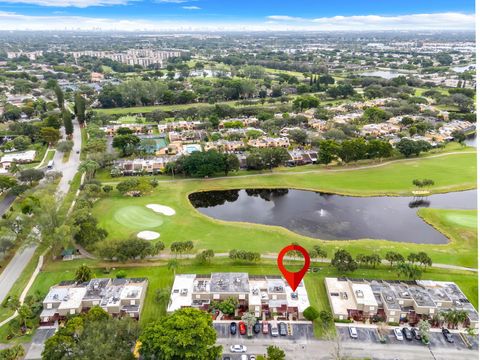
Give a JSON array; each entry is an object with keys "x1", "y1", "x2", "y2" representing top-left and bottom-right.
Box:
[
  {"x1": 262, "y1": 321, "x2": 269, "y2": 334},
  {"x1": 239, "y1": 321, "x2": 246, "y2": 335}
]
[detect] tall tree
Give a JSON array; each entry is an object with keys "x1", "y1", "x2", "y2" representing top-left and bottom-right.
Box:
[
  {"x1": 79, "y1": 160, "x2": 100, "y2": 182},
  {"x1": 331, "y1": 249, "x2": 357, "y2": 273},
  {"x1": 40, "y1": 127, "x2": 61, "y2": 145},
  {"x1": 75, "y1": 264, "x2": 93, "y2": 283},
  {"x1": 74, "y1": 92, "x2": 86, "y2": 126},
  {"x1": 54, "y1": 84, "x2": 64, "y2": 110},
  {"x1": 62, "y1": 110, "x2": 74, "y2": 136},
  {"x1": 139, "y1": 308, "x2": 222, "y2": 360}
]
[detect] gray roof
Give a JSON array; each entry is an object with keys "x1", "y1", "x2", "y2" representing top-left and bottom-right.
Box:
[{"x1": 209, "y1": 273, "x2": 249, "y2": 293}]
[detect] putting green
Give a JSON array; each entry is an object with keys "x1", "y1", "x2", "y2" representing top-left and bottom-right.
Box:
[
  {"x1": 113, "y1": 206, "x2": 164, "y2": 229},
  {"x1": 444, "y1": 213, "x2": 477, "y2": 229}
]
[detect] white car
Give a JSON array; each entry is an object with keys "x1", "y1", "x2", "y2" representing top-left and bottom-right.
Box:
[
  {"x1": 241, "y1": 355, "x2": 248, "y2": 360},
  {"x1": 230, "y1": 345, "x2": 247, "y2": 353},
  {"x1": 250, "y1": 356, "x2": 256, "y2": 360},
  {"x1": 393, "y1": 327, "x2": 404, "y2": 341},
  {"x1": 348, "y1": 326, "x2": 358, "y2": 339}
]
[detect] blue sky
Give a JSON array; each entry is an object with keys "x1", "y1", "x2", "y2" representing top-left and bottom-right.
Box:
[{"x1": 0, "y1": 0, "x2": 475, "y2": 31}]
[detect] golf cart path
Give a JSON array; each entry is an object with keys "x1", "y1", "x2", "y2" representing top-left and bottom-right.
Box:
[{"x1": 89, "y1": 252, "x2": 477, "y2": 273}]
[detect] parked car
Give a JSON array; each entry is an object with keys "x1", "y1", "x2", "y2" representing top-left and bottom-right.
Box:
[
  {"x1": 442, "y1": 328, "x2": 454, "y2": 343},
  {"x1": 348, "y1": 326, "x2": 358, "y2": 339},
  {"x1": 239, "y1": 322, "x2": 246, "y2": 335},
  {"x1": 240, "y1": 355, "x2": 248, "y2": 360},
  {"x1": 393, "y1": 328, "x2": 404, "y2": 341},
  {"x1": 270, "y1": 321, "x2": 279, "y2": 337},
  {"x1": 402, "y1": 327, "x2": 413, "y2": 341},
  {"x1": 223, "y1": 357, "x2": 231, "y2": 360},
  {"x1": 250, "y1": 356, "x2": 256, "y2": 360},
  {"x1": 279, "y1": 322, "x2": 287, "y2": 336},
  {"x1": 230, "y1": 322, "x2": 237, "y2": 335},
  {"x1": 230, "y1": 345, "x2": 247, "y2": 353},
  {"x1": 253, "y1": 321, "x2": 261, "y2": 334},
  {"x1": 411, "y1": 327, "x2": 421, "y2": 341},
  {"x1": 262, "y1": 321, "x2": 269, "y2": 334}
]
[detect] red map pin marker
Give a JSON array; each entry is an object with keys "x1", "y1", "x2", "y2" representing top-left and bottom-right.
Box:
[{"x1": 277, "y1": 244, "x2": 310, "y2": 292}]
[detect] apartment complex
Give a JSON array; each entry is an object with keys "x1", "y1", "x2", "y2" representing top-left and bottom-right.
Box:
[
  {"x1": 40, "y1": 278, "x2": 148, "y2": 324},
  {"x1": 71, "y1": 49, "x2": 182, "y2": 67},
  {"x1": 167, "y1": 273, "x2": 310, "y2": 320},
  {"x1": 325, "y1": 277, "x2": 478, "y2": 328},
  {"x1": 247, "y1": 137, "x2": 290, "y2": 148}
]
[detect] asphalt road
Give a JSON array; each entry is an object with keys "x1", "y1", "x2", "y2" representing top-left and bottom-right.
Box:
[
  {"x1": 218, "y1": 337, "x2": 479, "y2": 360},
  {"x1": 0, "y1": 193, "x2": 16, "y2": 217},
  {"x1": 0, "y1": 117, "x2": 82, "y2": 304},
  {"x1": 53, "y1": 118, "x2": 82, "y2": 198}
]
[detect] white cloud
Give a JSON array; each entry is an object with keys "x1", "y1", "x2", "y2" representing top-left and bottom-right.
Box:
[
  {"x1": 266, "y1": 12, "x2": 475, "y2": 31},
  {"x1": 182, "y1": 5, "x2": 200, "y2": 10},
  {"x1": 0, "y1": 0, "x2": 132, "y2": 7},
  {"x1": 0, "y1": 11, "x2": 474, "y2": 31},
  {"x1": 267, "y1": 15, "x2": 303, "y2": 22}
]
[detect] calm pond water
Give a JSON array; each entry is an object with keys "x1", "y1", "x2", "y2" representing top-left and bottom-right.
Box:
[
  {"x1": 189, "y1": 189, "x2": 477, "y2": 244},
  {"x1": 360, "y1": 70, "x2": 408, "y2": 79}
]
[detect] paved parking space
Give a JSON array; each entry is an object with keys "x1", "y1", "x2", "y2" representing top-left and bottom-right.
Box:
[
  {"x1": 337, "y1": 326, "x2": 478, "y2": 351},
  {"x1": 214, "y1": 322, "x2": 314, "y2": 342}
]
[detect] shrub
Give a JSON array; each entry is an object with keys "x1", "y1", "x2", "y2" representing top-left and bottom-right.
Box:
[
  {"x1": 115, "y1": 270, "x2": 127, "y2": 279},
  {"x1": 303, "y1": 306, "x2": 320, "y2": 321}
]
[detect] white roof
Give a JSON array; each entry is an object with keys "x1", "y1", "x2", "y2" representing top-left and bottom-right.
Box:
[
  {"x1": 351, "y1": 283, "x2": 377, "y2": 307},
  {"x1": 286, "y1": 279, "x2": 310, "y2": 313},
  {"x1": 324, "y1": 278, "x2": 356, "y2": 317},
  {"x1": 1, "y1": 150, "x2": 36, "y2": 162},
  {"x1": 120, "y1": 284, "x2": 143, "y2": 300},
  {"x1": 57, "y1": 287, "x2": 87, "y2": 310},
  {"x1": 167, "y1": 274, "x2": 195, "y2": 312}
]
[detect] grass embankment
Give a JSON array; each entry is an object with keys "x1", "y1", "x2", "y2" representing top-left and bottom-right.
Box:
[
  {"x1": 26, "y1": 258, "x2": 478, "y2": 338},
  {"x1": 92, "y1": 151, "x2": 476, "y2": 267}
]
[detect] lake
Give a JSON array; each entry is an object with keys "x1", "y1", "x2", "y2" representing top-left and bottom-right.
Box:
[
  {"x1": 360, "y1": 70, "x2": 407, "y2": 79},
  {"x1": 189, "y1": 189, "x2": 477, "y2": 244}
]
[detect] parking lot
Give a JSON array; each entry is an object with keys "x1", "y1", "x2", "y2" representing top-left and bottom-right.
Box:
[
  {"x1": 214, "y1": 321, "x2": 314, "y2": 341},
  {"x1": 337, "y1": 326, "x2": 479, "y2": 350}
]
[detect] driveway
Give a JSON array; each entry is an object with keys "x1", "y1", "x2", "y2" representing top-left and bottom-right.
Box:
[{"x1": 24, "y1": 326, "x2": 57, "y2": 360}]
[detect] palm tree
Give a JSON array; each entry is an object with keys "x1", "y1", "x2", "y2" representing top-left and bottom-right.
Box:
[
  {"x1": 78, "y1": 160, "x2": 100, "y2": 182},
  {"x1": 75, "y1": 264, "x2": 93, "y2": 283},
  {"x1": 18, "y1": 304, "x2": 32, "y2": 329},
  {"x1": 167, "y1": 259, "x2": 179, "y2": 276}
]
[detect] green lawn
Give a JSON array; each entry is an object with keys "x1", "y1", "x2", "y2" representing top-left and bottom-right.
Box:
[{"x1": 92, "y1": 150, "x2": 477, "y2": 268}]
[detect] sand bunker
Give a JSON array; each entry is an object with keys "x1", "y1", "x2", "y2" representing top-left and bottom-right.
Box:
[
  {"x1": 146, "y1": 204, "x2": 176, "y2": 216},
  {"x1": 137, "y1": 231, "x2": 160, "y2": 240}
]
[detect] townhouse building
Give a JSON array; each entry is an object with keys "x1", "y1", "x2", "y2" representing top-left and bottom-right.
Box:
[
  {"x1": 325, "y1": 277, "x2": 478, "y2": 328},
  {"x1": 40, "y1": 278, "x2": 148, "y2": 324},
  {"x1": 248, "y1": 137, "x2": 290, "y2": 148},
  {"x1": 168, "y1": 273, "x2": 310, "y2": 321}
]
